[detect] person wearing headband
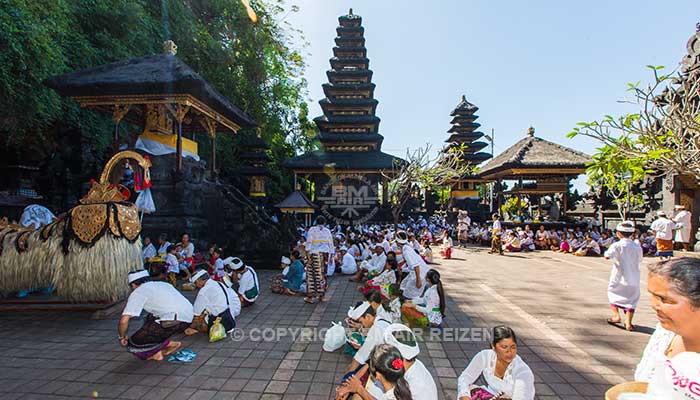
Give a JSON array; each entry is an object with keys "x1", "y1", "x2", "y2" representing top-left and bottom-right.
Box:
[
  {"x1": 651, "y1": 210, "x2": 677, "y2": 260},
  {"x1": 227, "y1": 257, "x2": 259, "y2": 307},
  {"x1": 118, "y1": 270, "x2": 194, "y2": 361},
  {"x1": 184, "y1": 269, "x2": 240, "y2": 336},
  {"x1": 604, "y1": 221, "x2": 643, "y2": 331},
  {"x1": 382, "y1": 324, "x2": 438, "y2": 400},
  {"x1": 337, "y1": 301, "x2": 393, "y2": 395}
]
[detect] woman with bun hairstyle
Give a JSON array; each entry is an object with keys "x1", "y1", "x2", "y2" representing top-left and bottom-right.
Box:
[
  {"x1": 337, "y1": 344, "x2": 413, "y2": 400},
  {"x1": 401, "y1": 269, "x2": 445, "y2": 327}
]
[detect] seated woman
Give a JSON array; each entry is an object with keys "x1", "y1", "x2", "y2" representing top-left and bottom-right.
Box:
[
  {"x1": 502, "y1": 231, "x2": 522, "y2": 252},
  {"x1": 337, "y1": 344, "x2": 413, "y2": 400},
  {"x1": 597, "y1": 231, "x2": 613, "y2": 252},
  {"x1": 569, "y1": 235, "x2": 585, "y2": 254},
  {"x1": 575, "y1": 234, "x2": 601, "y2": 257},
  {"x1": 401, "y1": 269, "x2": 445, "y2": 328},
  {"x1": 635, "y1": 258, "x2": 700, "y2": 400},
  {"x1": 534, "y1": 226, "x2": 548, "y2": 250},
  {"x1": 547, "y1": 228, "x2": 560, "y2": 250},
  {"x1": 457, "y1": 326, "x2": 535, "y2": 400},
  {"x1": 422, "y1": 242, "x2": 434, "y2": 264},
  {"x1": 364, "y1": 256, "x2": 397, "y2": 299}
]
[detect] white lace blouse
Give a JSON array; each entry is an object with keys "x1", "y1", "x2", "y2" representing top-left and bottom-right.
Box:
[
  {"x1": 457, "y1": 349, "x2": 535, "y2": 400},
  {"x1": 634, "y1": 323, "x2": 676, "y2": 382}
]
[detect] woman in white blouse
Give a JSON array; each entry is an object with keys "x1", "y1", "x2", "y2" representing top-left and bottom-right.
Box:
[
  {"x1": 401, "y1": 269, "x2": 445, "y2": 327},
  {"x1": 635, "y1": 258, "x2": 700, "y2": 399},
  {"x1": 458, "y1": 326, "x2": 535, "y2": 400}
]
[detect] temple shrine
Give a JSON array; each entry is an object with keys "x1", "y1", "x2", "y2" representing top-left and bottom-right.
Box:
[
  {"x1": 444, "y1": 95, "x2": 492, "y2": 214},
  {"x1": 285, "y1": 9, "x2": 403, "y2": 225}
]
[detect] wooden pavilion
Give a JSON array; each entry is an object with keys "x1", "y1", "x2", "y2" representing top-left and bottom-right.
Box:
[
  {"x1": 45, "y1": 41, "x2": 256, "y2": 177},
  {"x1": 478, "y1": 127, "x2": 590, "y2": 220}
]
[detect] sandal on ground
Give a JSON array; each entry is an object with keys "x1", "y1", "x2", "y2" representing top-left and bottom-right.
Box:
[
  {"x1": 304, "y1": 297, "x2": 318, "y2": 304},
  {"x1": 606, "y1": 318, "x2": 621, "y2": 325},
  {"x1": 625, "y1": 324, "x2": 636, "y2": 332}
]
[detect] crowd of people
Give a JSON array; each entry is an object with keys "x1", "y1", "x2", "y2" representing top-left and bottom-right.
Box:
[
  {"x1": 451, "y1": 205, "x2": 693, "y2": 261},
  {"x1": 119, "y1": 206, "x2": 699, "y2": 399}
]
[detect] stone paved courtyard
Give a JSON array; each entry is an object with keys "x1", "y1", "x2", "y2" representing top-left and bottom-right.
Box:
[{"x1": 0, "y1": 246, "x2": 661, "y2": 399}]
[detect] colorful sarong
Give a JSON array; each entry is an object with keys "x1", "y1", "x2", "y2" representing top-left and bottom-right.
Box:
[
  {"x1": 127, "y1": 315, "x2": 189, "y2": 360},
  {"x1": 306, "y1": 252, "x2": 327, "y2": 297},
  {"x1": 470, "y1": 387, "x2": 496, "y2": 400},
  {"x1": 271, "y1": 273, "x2": 285, "y2": 294},
  {"x1": 656, "y1": 238, "x2": 674, "y2": 257},
  {"x1": 401, "y1": 304, "x2": 429, "y2": 328}
]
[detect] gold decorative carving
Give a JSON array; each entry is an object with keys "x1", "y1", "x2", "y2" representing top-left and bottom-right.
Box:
[
  {"x1": 166, "y1": 103, "x2": 191, "y2": 124},
  {"x1": 112, "y1": 104, "x2": 132, "y2": 124},
  {"x1": 143, "y1": 104, "x2": 173, "y2": 136},
  {"x1": 115, "y1": 204, "x2": 141, "y2": 241},
  {"x1": 199, "y1": 116, "x2": 218, "y2": 138},
  {"x1": 70, "y1": 204, "x2": 108, "y2": 244}
]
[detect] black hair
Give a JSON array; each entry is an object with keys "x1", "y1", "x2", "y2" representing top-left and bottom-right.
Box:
[
  {"x1": 368, "y1": 344, "x2": 413, "y2": 400},
  {"x1": 619, "y1": 230, "x2": 633, "y2": 238},
  {"x1": 291, "y1": 250, "x2": 301, "y2": 260},
  {"x1": 167, "y1": 244, "x2": 177, "y2": 253},
  {"x1": 648, "y1": 257, "x2": 700, "y2": 308},
  {"x1": 159, "y1": 233, "x2": 168, "y2": 241},
  {"x1": 315, "y1": 216, "x2": 326, "y2": 225},
  {"x1": 427, "y1": 269, "x2": 446, "y2": 317},
  {"x1": 491, "y1": 325, "x2": 517, "y2": 347},
  {"x1": 364, "y1": 288, "x2": 382, "y2": 304}
]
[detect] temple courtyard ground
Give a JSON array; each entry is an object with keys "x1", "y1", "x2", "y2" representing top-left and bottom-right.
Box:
[{"x1": 0, "y1": 246, "x2": 661, "y2": 400}]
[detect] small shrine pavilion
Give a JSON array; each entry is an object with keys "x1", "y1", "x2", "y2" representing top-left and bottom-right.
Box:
[
  {"x1": 478, "y1": 127, "x2": 590, "y2": 220},
  {"x1": 285, "y1": 9, "x2": 403, "y2": 224},
  {"x1": 444, "y1": 95, "x2": 492, "y2": 200},
  {"x1": 45, "y1": 41, "x2": 256, "y2": 176}
]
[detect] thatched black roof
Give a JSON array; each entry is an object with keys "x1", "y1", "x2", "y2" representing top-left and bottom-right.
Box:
[
  {"x1": 285, "y1": 150, "x2": 402, "y2": 171},
  {"x1": 275, "y1": 191, "x2": 316, "y2": 210},
  {"x1": 45, "y1": 53, "x2": 257, "y2": 129},
  {"x1": 479, "y1": 132, "x2": 590, "y2": 178}
]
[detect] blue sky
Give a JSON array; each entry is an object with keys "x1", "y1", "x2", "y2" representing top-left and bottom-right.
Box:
[{"x1": 285, "y1": 1, "x2": 698, "y2": 191}]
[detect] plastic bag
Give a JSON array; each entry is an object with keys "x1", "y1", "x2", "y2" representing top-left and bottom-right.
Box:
[
  {"x1": 135, "y1": 188, "x2": 156, "y2": 213},
  {"x1": 323, "y1": 321, "x2": 346, "y2": 352},
  {"x1": 209, "y1": 317, "x2": 226, "y2": 343}
]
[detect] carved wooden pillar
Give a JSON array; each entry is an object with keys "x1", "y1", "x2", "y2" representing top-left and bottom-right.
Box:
[
  {"x1": 166, "y1": 104, "x2": 190, "y2": 174},
  {"x1": 200, "y1": 117, "x2": 218, "y2": 177}
]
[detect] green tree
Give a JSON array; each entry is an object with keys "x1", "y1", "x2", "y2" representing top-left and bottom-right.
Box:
[
  {"x1": 0, "y1": 0, "x2": 310, "y2": 206},
  {"x1": 585, "y1": 145, "x2": 650, "y2": 220}
]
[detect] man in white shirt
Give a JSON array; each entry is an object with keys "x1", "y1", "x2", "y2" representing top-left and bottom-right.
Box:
[
  {"x1": 118, "y1": 270, "x2": 193, "y2": 361},
  {"x1": 339, "y1": 246, "x2": 358, "y2": 275},
  {"x1": 383, "y1": 324, "x2": 438, "y2": 400},
  {"x1": 185, "y1": 270, "x2": 240, "y2": 336},
  {"x1": 339, "y1": 302, "x2": 392, "y2": 385},
  {"x1": 651, "y1": 210, "x2": 676, "y2": 259},
  {"x1": 351, "y1": 244, "x2": 386, "y2": 282},
  {"x1": 673, "y1": 204, "x2": 692, "y2": 251},
  {"x1": 489, "y1": 213, "x2": 503, "y2": 255},
  {"x1": 228, "y1": 257, "x2": 259, "y2": 307}
]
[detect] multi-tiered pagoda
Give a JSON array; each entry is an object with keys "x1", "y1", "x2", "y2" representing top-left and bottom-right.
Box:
[
  {"x1": 445, "y1": 95, "x2": 492, "y2": 199},
  {"x1": 286, "y1": 9, "x2": 403, "y2": 224}
]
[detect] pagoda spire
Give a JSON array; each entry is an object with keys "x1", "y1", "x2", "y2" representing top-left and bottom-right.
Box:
[{"x1": 444, "y1": 95, "x2": 492, "y2": 165}]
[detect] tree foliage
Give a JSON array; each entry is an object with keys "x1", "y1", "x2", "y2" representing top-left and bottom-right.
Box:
[
  {"x1": 383, "y1": 144, "x2": 473, "y2": 223},
  {"x1": 0, "y1": 0, "x2": 312, "y2": 206}
]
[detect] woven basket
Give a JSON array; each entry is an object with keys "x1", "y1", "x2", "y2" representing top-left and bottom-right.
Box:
[{"x1": 605, "y1": 381, "x2": 648, "y2": 400}]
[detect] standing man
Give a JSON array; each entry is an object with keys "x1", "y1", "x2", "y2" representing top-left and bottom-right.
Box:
[
  {"x1": 185, "y1": 270, "x2": 240, "y2": 336},
  {"x1": 651, "y1": 210, "x2": 676, "y2": 260},
  {"x1": 489, "y1": 213, "x2": 503, "y2": 255},
  {"x1": 304, "y1": 216, "x2": 333, "y2": 303},
  {"x1": 673, "y1": 204, "x2": 692, "y2": 252},
  {"x1": 604, "y1": 221, "x2": 643, "y2": 331},
  {"x1": 118, "y1": 270, "x2": 193, "y2": 361},
  {"x1": 457, "y1": 210, "x2": 471, "y2": 247},
  {"x1": 397, "y1": 231, "x2": 429, "y2": 300}
]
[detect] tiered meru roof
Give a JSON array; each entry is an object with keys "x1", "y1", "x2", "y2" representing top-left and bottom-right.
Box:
[
  {"x1": 444, "y1": 95, "x2": 492, "y2": 165},
  {"x1": 286, "y1": 9, "x2": 403, "y2": 171}
]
